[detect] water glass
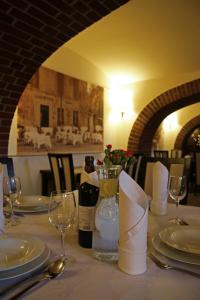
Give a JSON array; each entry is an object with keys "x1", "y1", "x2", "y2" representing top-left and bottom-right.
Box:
[
  {"x1": 48, "y1": 190, "x2": 76, "y2": 266},
  {"x1": 168, "y1": 175, "x2": 187, "y2": 224},
  {"x1": 3, "y1": 176, "x2": 21, "y2": 227}
]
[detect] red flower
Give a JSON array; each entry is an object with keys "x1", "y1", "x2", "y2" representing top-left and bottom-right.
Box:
[
  {"x1": 113, "y1": 153, "x2": 120, "y2": 159},
  {"x1": 96, "y1": 159, "x2": 103, "y2": 165},
  {"x1": 125, "y1": 150, "x2": 133, "y2": 158},
  {"x1": 106, "y1": 144, "x2": 112, "y2": 149}
]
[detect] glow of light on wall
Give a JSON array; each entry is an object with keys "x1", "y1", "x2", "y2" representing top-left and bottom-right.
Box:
[
  {"x1": 108, "y1": 87, "x2": 135, "y2": 124},
  {"x1": 163, "y1": 112, "x2": 179, "y2": 132},
  {"x1": 108, "y1": 73, "x2": 137, "y2": 86}
]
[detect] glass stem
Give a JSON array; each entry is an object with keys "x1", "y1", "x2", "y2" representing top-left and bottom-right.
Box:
[
  {"x1": 60, "y1": 231, "x2": 66, "y2": 257},
  {"x1": 176, "y1": 197, "x2": 179, "y2": 208},
  {"x1": 175, "y1": 197, "x2": 180, "y2": 223},
  {"x1": 10, "y1": 199, "x2": 14, "y2": 220}
]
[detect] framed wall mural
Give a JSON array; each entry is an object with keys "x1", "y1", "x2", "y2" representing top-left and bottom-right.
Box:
[{"x1": 17, "y1": 67, "x2": 104, "y2": 154}]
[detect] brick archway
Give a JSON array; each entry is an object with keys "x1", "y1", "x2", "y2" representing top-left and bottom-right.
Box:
[
  {"x1": 0, "y1": 0, "x2": 128, "y2": 154},
  {"x1": 174, "y1": 115, "x2": 200, "y2": 149},
  {"x1": 128, "y1": 79, "x2": 200, "y2": 154}
]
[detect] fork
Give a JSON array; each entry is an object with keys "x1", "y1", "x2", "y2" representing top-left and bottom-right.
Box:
[{"x1": 149, "y1": 253, "x2": 200, "y2": 278}]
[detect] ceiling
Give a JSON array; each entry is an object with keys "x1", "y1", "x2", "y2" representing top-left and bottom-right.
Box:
[{"x1": 65, "y1": 0, "x2": 200, "y2": 85}]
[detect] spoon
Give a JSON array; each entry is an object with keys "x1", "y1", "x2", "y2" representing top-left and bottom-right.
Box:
[{"x1": 1, "y1": 257, "x2": 66, "y2": 300}]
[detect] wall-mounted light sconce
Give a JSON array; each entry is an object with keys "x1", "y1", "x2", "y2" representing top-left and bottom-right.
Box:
[
  {"x1": 121, "y1": 111, "x2": 125, "y2": 118},
  {"x1": 108, "y1": 86, "x2": 135, "y2": 124}
]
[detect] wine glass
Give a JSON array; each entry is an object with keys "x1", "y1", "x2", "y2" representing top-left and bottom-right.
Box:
[
  {"x1": 168, "y1": 175, "x2": 187, "y2": 225},
  {"x1": 48, "y1": 190, "x2": 76, "y2": 266},
  {"x1": 3, "y1": 176, "x2": 21, "y2": 227}
]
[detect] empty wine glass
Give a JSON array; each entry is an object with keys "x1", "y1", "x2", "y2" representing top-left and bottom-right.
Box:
[
  {"x1": 168, "y1": 175, "x2": 187, "y2": 225},
  {"x1": 48, "y1": 190, "x2": 76, "y2": 266},
  {"x1": 3, "y1": 176, "x2": 21, "y2": 227}
]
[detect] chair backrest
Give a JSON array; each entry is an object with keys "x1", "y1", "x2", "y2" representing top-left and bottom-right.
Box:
[
  {"x1": 0, "y1": 156, "x2": 15, "y2": 177},
  {"x1": 0, "y1": 163, "x2": 3, "y2": 231},
  {"x1": 48, "y1": 153, "x2": 75, "y2": 192},
  {"x1": 125, "y1": 156, "x2": 137, "y2": 177},
  {"x1": 171, "y1": 149, "x2": 182, "y2": 158},
  {"x1": 153, "y1": 150, "x2": 169, "y2": 158},
  {"x1": 136, "y1": 156, "x2": 191, "y2": 204},
  {"x1": 129, "y1": 155, "x2": 143, "y2": 182},
  {"x1": 195, "y1": 152, "x2": 200, "y2": 186}
]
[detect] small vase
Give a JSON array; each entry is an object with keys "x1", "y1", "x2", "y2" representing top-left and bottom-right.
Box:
[{"x1": 93, "y1": 165, "x2": 122, "y2": 262}]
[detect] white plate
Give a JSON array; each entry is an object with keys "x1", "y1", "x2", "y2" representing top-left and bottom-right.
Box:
[
  {"x1": 159, "y1": 226, "x2": 200, "y2": 255},
  {"x1": 0, "y1": 234, "x2": 45, "y2": 271},
  {"x1": 0, "y1": 246, "x2": 50, "y2": 280},
  {"x1": 14, "y1": 195, "x2": 49, "y2": 213},
  {"x1": 152, "y1": 234, "x2": 200, "y2": 265}
]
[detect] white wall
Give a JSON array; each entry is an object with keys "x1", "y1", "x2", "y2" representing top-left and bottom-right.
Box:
[{"x1": 43, "y1": 47, "x2": 108, "y2": 88}]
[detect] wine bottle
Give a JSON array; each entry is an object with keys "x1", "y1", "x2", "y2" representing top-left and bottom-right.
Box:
[{"x1": 78, "y1": 156, "x2": 99, "y2": 248}]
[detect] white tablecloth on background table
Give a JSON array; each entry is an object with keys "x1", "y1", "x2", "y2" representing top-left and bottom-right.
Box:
[{"x1": 0, "y1": 203, "x2": 200, "y2": 300}]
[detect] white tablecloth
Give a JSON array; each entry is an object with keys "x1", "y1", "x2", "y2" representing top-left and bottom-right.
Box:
[{"x1": 0, "y1": 204, "x2": 200, "y2": 300}]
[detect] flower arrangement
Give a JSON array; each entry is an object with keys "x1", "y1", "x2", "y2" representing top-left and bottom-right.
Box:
[{"x1": 97, "y1": 144, "x2": 134, "y2": 170}]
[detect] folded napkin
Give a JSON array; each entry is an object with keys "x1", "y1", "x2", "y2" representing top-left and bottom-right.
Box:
[
  {"x1": 118, "y1": 171, "x2": 149, "y2": 275},
  {"x1": 151, "y1": 161, "x2": 169, "y2": 215},
  {"x1": 80, "y1": 170, "x2": 99, "y2": 187},
  {"x1": 0, "y1": 163, "x2": 4, "y2": 232}
]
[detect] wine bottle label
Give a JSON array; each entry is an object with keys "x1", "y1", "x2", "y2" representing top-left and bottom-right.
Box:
[{"x1": 78, "y1": 206, "x2": 95, "y2": 231}]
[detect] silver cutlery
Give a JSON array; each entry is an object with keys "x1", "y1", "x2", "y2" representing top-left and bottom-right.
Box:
[
  {"x1": 0, "y1": 257, "x2": 66, "y2": 300},
  {"x1": 149, "y1": 253, "x2": 200, "y2": 278},
  {"x1": 176, "y1": 218, "x2": 189, "y2": 226}
]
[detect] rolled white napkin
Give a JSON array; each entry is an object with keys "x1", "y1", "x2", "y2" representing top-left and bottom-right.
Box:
[
  {"x1": 0, "y1": 163, "x2": 4, "y2": 232},
  {"x1": 118, "y1": 171, "x2": 149, "y2": 275},
  {"x1": 151, "y1": 161, "x2": 169, "y2": 215}
]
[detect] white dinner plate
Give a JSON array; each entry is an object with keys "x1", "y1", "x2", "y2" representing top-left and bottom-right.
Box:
[
  {"x1": 0, "y1": 234, "x2": 45, "y2": 272},
  {"x1": 0, "y1": 246, "x2": 50, "y2": 280},
  {"x1": 159, "y1": 226, "x2": 200, "y2": 255},
  {"x1": 14, "y1": 195, "x2": 50, "y2": 213},
  {"x1": 152, "y1": 234, "x2": 200, "y2": 265}
]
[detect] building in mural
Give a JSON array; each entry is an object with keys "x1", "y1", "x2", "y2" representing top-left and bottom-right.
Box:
[{"x1": 17, "y1": 67, "x2": 104, "y2": 154}]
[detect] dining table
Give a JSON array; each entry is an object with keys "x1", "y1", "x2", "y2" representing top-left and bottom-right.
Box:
[{"x1": 0, "y1": 202, "x2": 199, "y2": 300}]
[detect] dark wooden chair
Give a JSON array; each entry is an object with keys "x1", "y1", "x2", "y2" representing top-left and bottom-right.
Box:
[
  {"x1": 48, "y1": 153, "x2": 75, "y2": 192},
  {"x1": 0, "y1": 156, "x2": 15, "y2": 177},
  {"x1": 153, "y1": 150, "x2": 169, "y2": 158},
  {"x1": 194, "y1": 152, "x2": 200, "y2": 193},
  {"x1": 171, "y1": 149, "x2": 182, "y2": 158},
  {"x1": 129, "y1": 155, "x2": 143, "y2": 182},
  {"x1": 136, "y1": 156, "x2": 191, "y2": 204}
]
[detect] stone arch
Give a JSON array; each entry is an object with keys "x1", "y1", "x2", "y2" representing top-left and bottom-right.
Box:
[
  {"x1": 0, "y1": 0, "x2": 128, "y2": 154},
  {"x1": 128, "y1": 79, "x2": 200, "y2": 154},
  {"x1": 174, "y1": 115, "x2": 200, "y2": 149}
]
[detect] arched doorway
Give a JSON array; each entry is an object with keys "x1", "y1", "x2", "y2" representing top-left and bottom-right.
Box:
[
  {"x1": 128, "y1": 79, "x2": 200, "y2": 154},
  {"x1": 174, "y1": 115, "x2": 200, "y2": 153}
]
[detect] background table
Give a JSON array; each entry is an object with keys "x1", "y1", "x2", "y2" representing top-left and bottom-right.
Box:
[{"x1": 1, "y1": 204, "x2": 200, "y2": 300}]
